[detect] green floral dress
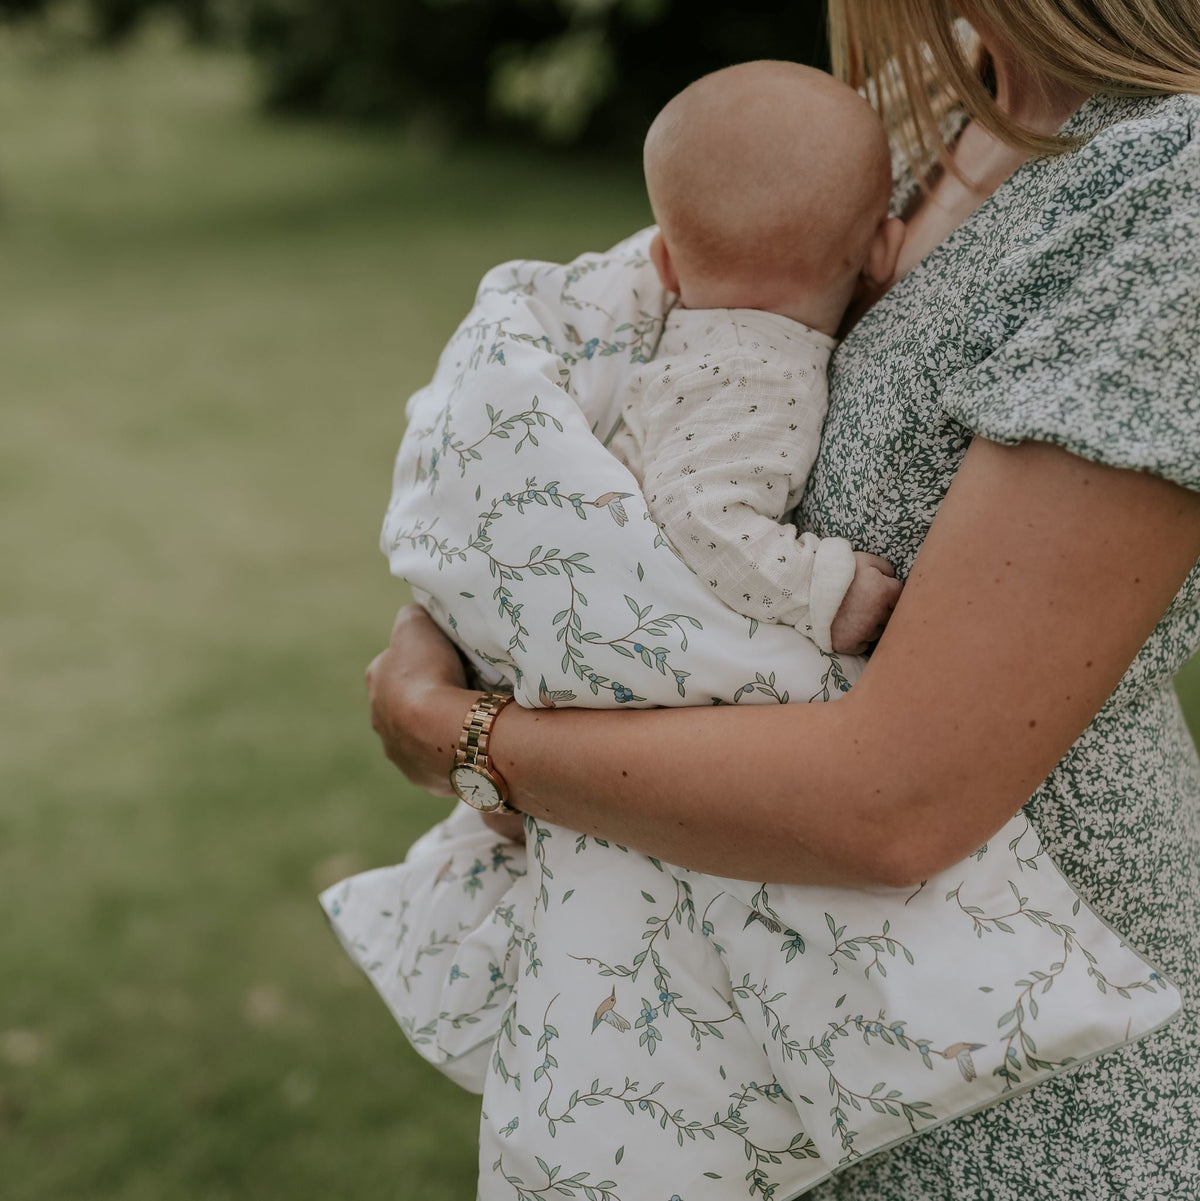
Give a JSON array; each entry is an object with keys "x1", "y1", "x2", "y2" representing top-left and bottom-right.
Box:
[{"x1": 800, "y1": 91, "x2": 1200, "y2": 1200}]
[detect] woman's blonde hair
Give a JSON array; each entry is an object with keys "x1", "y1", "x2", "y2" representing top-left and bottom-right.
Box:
[{"x1": 828, "y1": 0, "x2": 1200, "y2": 172}]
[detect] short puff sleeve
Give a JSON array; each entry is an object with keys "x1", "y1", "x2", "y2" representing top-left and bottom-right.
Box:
[{"x1": 941, "y1": 108, "x2": 1200, "y2": 491}]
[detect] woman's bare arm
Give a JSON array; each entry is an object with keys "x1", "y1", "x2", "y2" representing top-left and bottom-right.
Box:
[{"x1": 369, "y1": 438, "x2": 1200, "y2": 888}]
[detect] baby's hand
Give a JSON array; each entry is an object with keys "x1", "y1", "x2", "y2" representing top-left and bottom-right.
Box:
[{"x1": 829, "y1": 553, "x2": 903, "y2": 655}]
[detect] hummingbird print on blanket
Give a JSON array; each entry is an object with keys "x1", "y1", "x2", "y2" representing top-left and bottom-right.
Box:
[{"x1": 320, "y1": 228, "x2": 1182, "y2": 1199}]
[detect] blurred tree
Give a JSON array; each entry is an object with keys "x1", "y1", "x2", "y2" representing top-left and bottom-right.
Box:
[
  {"x1": 0, "y1": 0, "x2": 213, "y2": 38},
  {"x1": 0, "y1": 0, "x2": 828, "y2": 149},
  {"x1": 238, "y1": 0, "x2": 829, "y2": 147}
]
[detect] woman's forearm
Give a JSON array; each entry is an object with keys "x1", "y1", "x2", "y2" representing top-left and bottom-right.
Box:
[
  {"x1": 383, "y1": 439, "x2": 1200, "y2": 889},
  {"x1": 428, "y1": 680, "x2": 891, "y2": 886}
]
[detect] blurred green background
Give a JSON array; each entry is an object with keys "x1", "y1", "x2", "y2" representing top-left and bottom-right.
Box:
[
  {"x1": 0, "y1": 18, "x2": 655, "y2": 1201},
  {"x1": 0, "y1": 0, "x2": 831, "y2": 148},
  {"x1": 2, "y1": 12, "x2": 1199, "y2": 1201}
]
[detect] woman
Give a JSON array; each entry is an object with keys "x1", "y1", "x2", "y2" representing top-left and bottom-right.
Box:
[{"x1": 367, "y1": 1, "x2": 1200, "y2": 1195}]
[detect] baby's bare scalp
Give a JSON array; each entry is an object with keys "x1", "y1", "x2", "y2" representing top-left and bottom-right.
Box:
[{"x1": 644, "y1": 60, "x2": 892, "y2": 301}]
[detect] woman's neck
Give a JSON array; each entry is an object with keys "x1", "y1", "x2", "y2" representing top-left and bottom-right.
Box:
[{"x1": 840, "y1": 30, "x2": 1089, "y2": 334}]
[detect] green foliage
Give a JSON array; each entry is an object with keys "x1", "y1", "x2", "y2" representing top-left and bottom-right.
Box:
[
  {"x1": 241, "y1": 0, "x2": 830, "y2": 146},
  {"x1": 0, "y1": 0, "x2": 212, "y2": 40},
  {"x1": 2, "y1": 0, "x2": 828, "y2": 147}
]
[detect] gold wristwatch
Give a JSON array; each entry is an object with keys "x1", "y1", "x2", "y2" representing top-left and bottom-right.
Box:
[{"x1": 449, "y1": 692, "x2": 517, "y2": 814}]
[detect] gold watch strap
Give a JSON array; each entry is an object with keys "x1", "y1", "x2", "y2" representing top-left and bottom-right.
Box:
[
  {"x1": 457, "y1": 692, "x2": 513, "y2": 766},
  {"x1": 456, "y1": 692, "x2": 516, "y2": 813}
]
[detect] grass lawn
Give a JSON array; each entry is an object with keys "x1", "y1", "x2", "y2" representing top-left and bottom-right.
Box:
[
  {"x1": 0, "y1": 23, "x2": 650, "y2": 1201},
  {"x1": 2, "y1": 23, "x2": 1198, "y2": 1201}
]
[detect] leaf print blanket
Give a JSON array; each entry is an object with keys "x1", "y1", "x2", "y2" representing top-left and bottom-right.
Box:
[{"x1": 320, "y1": 228, "x2": 1182, "y2": 1200}]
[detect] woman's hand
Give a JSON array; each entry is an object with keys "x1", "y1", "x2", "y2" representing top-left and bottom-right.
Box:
[
  {"x1": 365, "y1": 603, "x2": 474, "y2": 797},
  {"x1": 366, "y1": 604, "x2": 530, "y2": 845}
]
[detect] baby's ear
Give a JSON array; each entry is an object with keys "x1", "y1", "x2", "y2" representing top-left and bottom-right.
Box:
[
  {"x1": 649, "y1": 230, "x2": 680, "y2": 297},
  {"x1": 863, "y1": 216, "x2": 906, "y2": 288}
]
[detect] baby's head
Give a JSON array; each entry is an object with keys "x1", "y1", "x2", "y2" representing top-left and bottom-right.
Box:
[{"x1": 644, "y1": 60, "x2": 904, "y2": 335}]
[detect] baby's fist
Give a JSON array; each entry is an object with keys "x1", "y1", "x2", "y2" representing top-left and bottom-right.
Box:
[{"x1": 829, "y1": 553, "x2": 903, "y2": 655}]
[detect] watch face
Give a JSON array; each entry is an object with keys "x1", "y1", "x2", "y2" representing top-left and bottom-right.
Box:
[{"x1": 450, "y1": 764, "x2": 504, "y2": 812}]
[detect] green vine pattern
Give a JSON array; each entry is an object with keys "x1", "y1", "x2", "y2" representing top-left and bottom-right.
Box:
[
  {"x1": 808, "y1": 653, "x2": 852, "y2": 702},
  {"x1": 389, "y1": 478, "x2": 701, "y2": 701},
  {"x1": 494, "y1": 1153, "x2": 621, "y2": 1201},
  {"x1": 728, "y1": 989, "x2": 942, "y2": 1163},
  {"x1": 530, "y1": 999, "x2": 817, "y2": 1199},
  {"x1": 993, "y1": 927, "x2": 1168, "y2": 1089},
  {"x1": 826, "y1": 914, "x2": 916, "y2": 980},
  {"x1": 563, "y1": 877, "x2": 739, "y2": 1053}
]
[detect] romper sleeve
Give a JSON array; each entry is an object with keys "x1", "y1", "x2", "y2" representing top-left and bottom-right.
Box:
[
  {"x1": 637, "y1": 351, "x2": 856, "y2": 651},
  {"x1": 939, "y1": 113, "x2": 1200, "y2": 490}
]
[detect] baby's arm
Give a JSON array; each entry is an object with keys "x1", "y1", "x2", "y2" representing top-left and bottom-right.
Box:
[{"x1": 638, "y1": 357, "x2": 897, "y2": 653}]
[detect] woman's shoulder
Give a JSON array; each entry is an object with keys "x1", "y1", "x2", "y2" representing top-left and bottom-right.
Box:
[
  {"x1": 1036, "y1": 91, "x2": 1199, "y2": 221},
  {"x1": 1073, "y1": 89, "x2": 1198, "y2": 152},
  {"x1": 939, "y1": 92, "x2": 1200, "y2": 492},
  {"x1": 890, "y1": 91, "x2": 1199, "y2": 225}
]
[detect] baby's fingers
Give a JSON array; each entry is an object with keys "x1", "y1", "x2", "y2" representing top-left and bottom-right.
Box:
[{"x1": 859, "y1": 552, "x2": 897, "y2": 578}]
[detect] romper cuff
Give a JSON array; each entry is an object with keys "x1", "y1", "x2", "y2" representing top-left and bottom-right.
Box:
[{"x1": 807, "y1": 537, "x2": 856, "y2": 655}]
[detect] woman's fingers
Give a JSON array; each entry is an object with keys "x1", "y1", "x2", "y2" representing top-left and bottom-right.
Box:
[
  {"x1": 481, "y1": 810, "x2": 527, "y2": 844},
  {"x1": 365, "y1": 651, "x2": 382, "y2": 694},
  {"x1": 365, "y1": 605, "x2": 471, "y2": 794},
  {"x1": 390, "y1": 601, "x2": 435, "y2": 644},
  {"x1": 377, "y1": 604, "x2": 470, "y2": 690}
]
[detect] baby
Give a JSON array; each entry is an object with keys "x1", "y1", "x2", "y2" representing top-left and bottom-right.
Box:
[{"x1": 611, "y1": 59, "x2": 906, "y2": 654}]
